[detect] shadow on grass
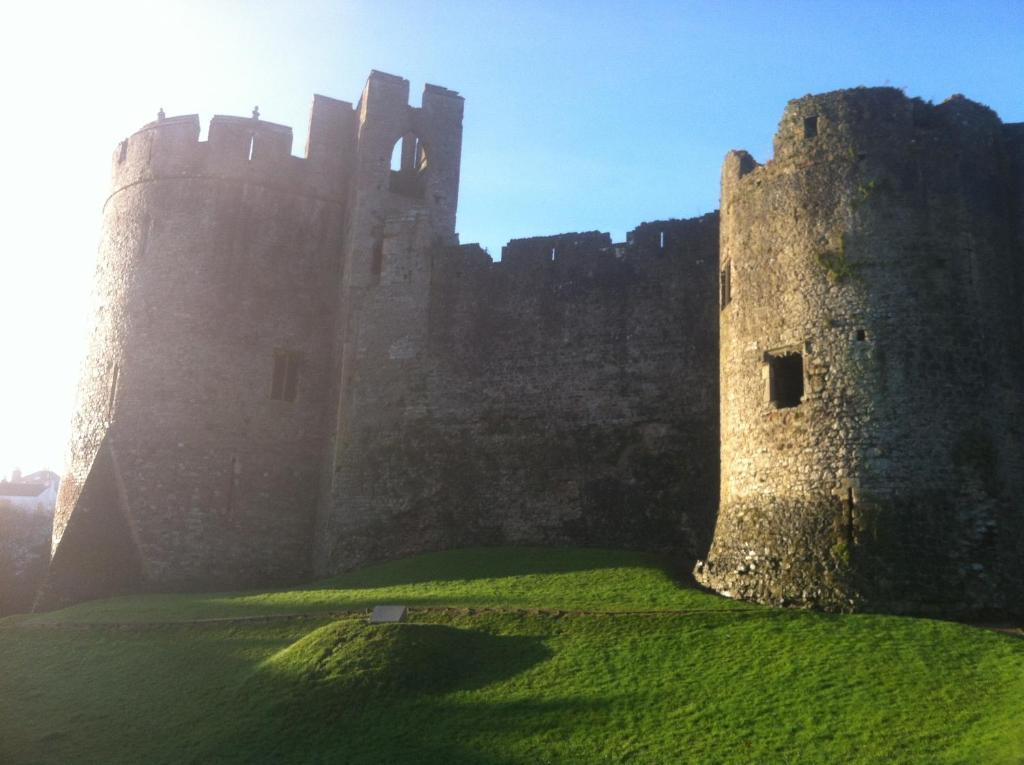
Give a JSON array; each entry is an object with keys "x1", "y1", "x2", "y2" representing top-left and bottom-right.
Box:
[
  {"x1": 198, "y1": 620, "x2": 567, "y2": 764},
  {"x1": 310, "y1": 546, "x2": 666, "y2": 590},
  {"x1": 26, "y1": 546, "x2": 713, "y2": 625},
  {"x1": 202, "y1": 696, "x2": 613, "y2": 764}
]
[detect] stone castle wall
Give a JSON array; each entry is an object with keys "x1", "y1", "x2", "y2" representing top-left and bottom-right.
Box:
[
  {"x1": 319, "y1": 215, "x2": 720, "y2": 573},
  {"x1": 698, "y1": 88, "x2": 1024, "y2": 614},
  {"x1": 41, "y1": 74, "x2": 1024, "y2": 616},
  {"x1": 43, "y1": 100, "x2": 357, "y2": 606}
]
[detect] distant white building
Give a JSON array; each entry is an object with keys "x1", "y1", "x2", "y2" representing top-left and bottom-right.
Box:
[{"x1": 0, "y1": 470, "x2": 60, "y2": 515}]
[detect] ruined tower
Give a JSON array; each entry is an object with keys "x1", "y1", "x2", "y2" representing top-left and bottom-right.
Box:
[
  {"x1": 42, "y1": 72, "x2": 462, "y2": 607},
  {"x1": 315, "y1": 73, "x2": 466, "y2": 574},
  {"x1": 697, "y1": 88, "x2": 1024, "y2": 614}
]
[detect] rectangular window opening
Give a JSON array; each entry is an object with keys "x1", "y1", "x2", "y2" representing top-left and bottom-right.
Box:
[
  {"x1": 247, "y1": 134, "x2": 256, "y2": 161},
  {"x1": 803, "y1": 116, "x2": 818, "y2": 139},
  {"x1": 270, "y1": 351, "x2": 301, "y2": 402},
  {"x1": 767, "y1": 350, "x2": 803, "y2": 409},
  {"x1": 720, "y1": 261, "x2": 732, "y2": 310},
  {"x1": 118, "y1": 141, "x2": 128, "y2": 163},
  {"x1": 855, "y1": 328, "x2": 866, "y2": 341},
  {"x1": 659, "y1": 231, "x2": 665, "y2": 249}
]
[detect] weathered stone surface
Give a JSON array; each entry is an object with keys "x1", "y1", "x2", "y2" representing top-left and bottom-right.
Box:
[
  {"x1": 698, "y1": 88, "x2": 1024, "y2": 615},
  {"x1": 47, "y1": 90, "x2": 357, "y2": 601},
  {"x1": 321, "y1": 216, "x2": 719, "y2": 574},
  {"x1": 42, "y1": 75, "x2": 1024, "y2": 618}
]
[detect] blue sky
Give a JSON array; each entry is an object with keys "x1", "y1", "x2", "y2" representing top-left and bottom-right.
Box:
[{"x1": 1, "y1": 0, "x2": 1022, "y2": 472}]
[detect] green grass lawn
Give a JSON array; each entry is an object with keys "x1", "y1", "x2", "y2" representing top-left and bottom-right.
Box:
[
  {"x1": 19, "y1": 547, "x2": 748, "y2": 625},
  {"x1": 1, "y1": 547, "x2": 1021, "y2": 764}
]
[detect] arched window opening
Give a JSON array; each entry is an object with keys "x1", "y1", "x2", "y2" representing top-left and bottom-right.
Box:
[{"x1": 388, "y1": 133, "x2": 428, "y2": 199}]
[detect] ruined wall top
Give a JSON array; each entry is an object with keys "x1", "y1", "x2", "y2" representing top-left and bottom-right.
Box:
[
  {"x1": 492, "y1": 214, "x2": 718, "y2": 274},
  {"x1": 724, "y1": 87, "x2": 1010, "y2": 193}
]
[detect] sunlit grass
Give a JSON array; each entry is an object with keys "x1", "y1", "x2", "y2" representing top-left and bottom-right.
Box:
[
  {"x1": 1, "y1": 547, "x2": 1021, "y2": 764},
  {"x1": 21, "y1": 547, "x2": 750, "y2": 625}
]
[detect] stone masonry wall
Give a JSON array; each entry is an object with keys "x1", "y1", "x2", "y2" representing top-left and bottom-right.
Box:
[
  {"x1": 321, "y1": 214, "x2": 719, "y2": 574},
  {"x1": 699, "y1": 89, "x2": 1024, "y2": 615},
  {"x1": 45, "y1": 74, "x2": 1023, "y2": 618},
  {"x1": 45, "y1": 100, "x2": 355, "y2": 604}
]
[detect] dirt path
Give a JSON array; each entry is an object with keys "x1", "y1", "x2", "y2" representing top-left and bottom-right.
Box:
[
  {"x1": 10, "y1": 605, "x2": 1021, "y2": 637},
  {"x1": 11, "y1": 605, "x2": 763, "y2": 630}
]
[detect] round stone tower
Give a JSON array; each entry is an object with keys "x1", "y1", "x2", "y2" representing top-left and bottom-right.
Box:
[
  {"x1": 42, "y1": 99, "x2": 357, "y2": 607},
  {"x1": 697, "y1": 88, "x2": 1024, "y2": 615}
]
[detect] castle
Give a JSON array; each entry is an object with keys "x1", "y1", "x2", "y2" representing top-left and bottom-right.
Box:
[{"x1": 40, "y1": 72, "x2": 1024, "y2": 616}]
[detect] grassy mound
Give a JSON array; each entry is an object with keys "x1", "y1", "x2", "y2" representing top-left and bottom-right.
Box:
[{"x1": 248, "y1": 619, "x2": 550, "y2": 699}]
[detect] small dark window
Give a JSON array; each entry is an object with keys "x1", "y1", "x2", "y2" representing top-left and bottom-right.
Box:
[
  {"x1": 768, "y1": 351, "x2": 803, "y2": 408},
  {"x1": 270, "y1": 351, "x2": 301, "y2": 402},
  {"x1": 118, "y1": 141, "x2": 128, "y2": 163},
  {"x1": 720, "y1": 261, "x2": 732, "y2": 310},
  {"x1": 855, "y1": 329, "x2": 866, "y2": 341},
  {"x1": 803, "y1": 116, "x2": 818, "y2": 139}
]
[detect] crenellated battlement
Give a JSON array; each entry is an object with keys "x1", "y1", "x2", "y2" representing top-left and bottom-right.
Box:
[
  {"x1": 493, "y1": 214, "x2": 718, "y2": 274},
  {"x1": 109, "y1": 96, "x2": 358, "y2": 203},
  {"x1": 500, "y1": 231, "x2": 612, "y2": 268},
  {"x1": 626, "y1": 215, "x2": 719, "y2": 261}
]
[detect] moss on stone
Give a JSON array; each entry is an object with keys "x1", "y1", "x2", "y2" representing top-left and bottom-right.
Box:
[
  {"x1": 816, "y1": 233, "x2": 856, "y2": 283},
  {"x1": 852, "y1": 177, "x2": 890, "y2": 209},
  {"x1": 830, "y1": 540, "x2": 851, "y2": 567}
]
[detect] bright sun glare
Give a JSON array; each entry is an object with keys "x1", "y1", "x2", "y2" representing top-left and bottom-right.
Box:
[{"x1": 1, "y1": 2, "x2": 213, "y2": 475}]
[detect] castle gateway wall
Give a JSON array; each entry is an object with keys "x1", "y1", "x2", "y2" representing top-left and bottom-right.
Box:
[{"x1": 319, "y1": 215, "x2": 720, "y2": 573}]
